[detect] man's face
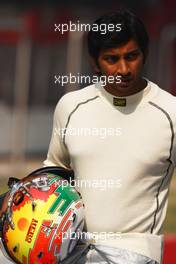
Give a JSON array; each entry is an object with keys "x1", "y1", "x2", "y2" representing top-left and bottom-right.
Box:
[{"x1": 96, "y1": 39, "x2": 145, "y2": 96}]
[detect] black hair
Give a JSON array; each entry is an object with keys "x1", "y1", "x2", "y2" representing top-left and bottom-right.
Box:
[{"x1": 87, "y1": 10, "x2": 149, "y2": 64}]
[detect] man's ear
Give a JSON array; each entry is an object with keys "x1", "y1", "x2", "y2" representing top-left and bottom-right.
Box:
[{"x1": 89, "y1": 57, "x2": 101, "y2": 74}]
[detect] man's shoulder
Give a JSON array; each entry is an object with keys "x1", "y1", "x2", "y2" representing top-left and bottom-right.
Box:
[
  {"x1": 59, "y1": 83, "x2": 97, "y2": 106},
  {"x1": 149, "y1": 81, "x2": 176, "y2": 115},
  {"x1": 55, "y1": 83, "x2": 98, "y2": 117}
]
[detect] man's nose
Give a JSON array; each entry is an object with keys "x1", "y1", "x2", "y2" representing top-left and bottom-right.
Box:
[{"x1": 116, "y1": 60, "x2": 130, "y2": 76}]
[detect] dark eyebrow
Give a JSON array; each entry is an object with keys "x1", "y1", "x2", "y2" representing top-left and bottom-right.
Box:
[{"x1": 125, "y1": 49, "x2": 141, "y2": 55}]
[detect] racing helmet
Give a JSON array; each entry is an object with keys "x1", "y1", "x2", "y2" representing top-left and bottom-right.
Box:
[{"x1": 1, "y1": 167, "x2": 84, "y2": 264}]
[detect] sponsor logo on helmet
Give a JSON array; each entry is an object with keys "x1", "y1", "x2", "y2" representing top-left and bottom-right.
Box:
[{"x1": 25, "y1": 218, "x2": 38, "y2": 243}]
